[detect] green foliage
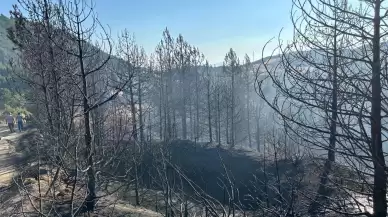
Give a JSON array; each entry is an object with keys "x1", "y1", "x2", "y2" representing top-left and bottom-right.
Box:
[
  {"x1": 0, "y1": 14, "x2": 17, "y2": 85},
  {"x1": 0, "y1": 14, "x2": 15, "y2": 61},
  {"x1": 0, "y1": 14, "x2": 30, "y2": 116},
  {"x1": 2, "y1": 88, "x2": 29, "y2": 116}
]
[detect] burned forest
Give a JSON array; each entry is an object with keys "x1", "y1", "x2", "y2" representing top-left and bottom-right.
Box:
[{"x1": 0, "y1": 0, "x2": 387, "y2": 217}]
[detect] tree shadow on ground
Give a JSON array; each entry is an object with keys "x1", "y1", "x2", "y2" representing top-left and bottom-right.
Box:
[
  {"x1": 137, "y1": 140, "x2": 307, "y2": 211},
  {"x1": 137, "y1": 140, "x2": 361, "y2": 213}
]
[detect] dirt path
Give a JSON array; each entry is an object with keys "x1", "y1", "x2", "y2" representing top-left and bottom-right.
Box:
[
  {"x1": 0, "y1": 124, "x2": 28, "y2": 187},
  {"x1": 0, "y1": 124, "x2": 163, "y2": 216}
]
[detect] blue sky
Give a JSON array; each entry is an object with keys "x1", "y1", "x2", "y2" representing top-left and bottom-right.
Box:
[{"x1": 0, "y1": 0, "x2": 293, "y2": 64}]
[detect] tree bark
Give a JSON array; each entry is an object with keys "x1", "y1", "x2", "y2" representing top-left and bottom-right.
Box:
[
  {"x1": 247, "y1": 81, "x2": 251, "y2": 148},
  {"x1": 195, "y1": 65, "x2": 200, "y2": 141},
  {"x1": 308, "y1": 11, "x2": 339, "y2": 215},
  {"x1": 207, "y1": 74, "x2": 213, "y2": 143},
  {"x1": 181, "y1": 78, "x2": 187, "y2": 139},
  {"x1": 371, "y1": 2, "x2": 387, "y2": 216},
  {"x1": 138, "y1": 71, "x2": 144, "y2": 144},
  {"x1": 231, "y1": 70, "x2": 235, "y2": 147},
  {"x1": 129, "y1": 78, "x2": 138, "y2": 141},
  {"x1": 78, "y1": 42, "x2": 96, "y2": 212}
]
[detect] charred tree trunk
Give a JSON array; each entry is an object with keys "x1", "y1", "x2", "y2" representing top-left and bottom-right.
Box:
[
  {"x1": 308, "y1": 13, "x2": 339, "y2": 215},
  {"x1": 226, "y1": 106, "x2": 229, "y2": 144},
  {"x1": 138, "y1": 72, "x2": 144, "y2": 144},
  {"x1": 129, "y1": 79, "x2": 138, "y2": 141},
  {"x1": 182, "y1": 79, "x2": 187, "y2": 139},
  {"x1": 78, "y1": 41, "x2": 96, "y2": 212},
  {"x1": 231, "y1": 71, "x2": 235, "y2": 147},
  {"x1": 207, "y1": 76, "x2": 213, "y2": 143},
  {"x1": 371, "y1": 2, "x2": 387, "y2": 216},
  {"x1": 217, "y1": 87, "x2": 221, "y2": 145},
  {"x1": 195, "y1": 67, "x2": 200, "y2": 141},
  {"x1": 159, "y1": 76, "x2": 163, "y2": 140},
  {"x1": 246, "y1": 82, "x2": 252, "y2": 148}
]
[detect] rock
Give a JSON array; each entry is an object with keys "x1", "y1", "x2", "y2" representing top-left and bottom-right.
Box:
[
  {"x1": 23, "y1": 177, "x2": 37, "y2": 185},
  {"x1": 56, "y1": 190, "x2": 68, "y2": 199},
  {"x1": 39, "y1": 174, "x2": 51, "y2": 182}
]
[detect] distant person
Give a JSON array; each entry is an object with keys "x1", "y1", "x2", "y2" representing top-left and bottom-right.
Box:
[
  {"x1": 5, "y1": 113, "x2": 15, "y2": 133},
  {"x1": 17, "y1": 112, "x2": 23, "y2": 132}
]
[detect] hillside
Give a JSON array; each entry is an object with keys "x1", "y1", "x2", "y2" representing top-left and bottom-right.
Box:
[
  {"x1": 0, "y1": 14, "x2": 14, "y2": 66},
  {"x1": 0, "y1": 14, "x2": 17, "y2": 110},
  {"x1": 0, "y1": 14, "x2": 120, "y2": 113}
]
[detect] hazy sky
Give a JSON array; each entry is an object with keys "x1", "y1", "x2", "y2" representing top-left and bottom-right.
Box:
[{"x1": 0, "y1": 0, "x2": 294, "y2": 64}]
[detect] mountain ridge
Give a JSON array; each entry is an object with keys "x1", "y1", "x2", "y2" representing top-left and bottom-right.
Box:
[{"x1": 0, "y1": 14, "x2": 272, "y2": 73}]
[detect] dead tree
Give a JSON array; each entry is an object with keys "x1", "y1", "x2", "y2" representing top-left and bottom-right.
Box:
[
  {"x1": 204, "y1": 61, "x2": 213, "y2": 143},
  {"x1": 174, "y1": 34, "x2": 192, "y2": 140},
  {"x1": 223, "y1": 49, "x2": 241, "y2": 148},
  {"x1": 243, "y1": 54, "x2": 253, "y2": 148},
  {"x1": 57, "y1": 0, "x2": 130, "y2": 212},
  {"x1": 257, "y1": 0, "x2": 388, "y2": 216}
]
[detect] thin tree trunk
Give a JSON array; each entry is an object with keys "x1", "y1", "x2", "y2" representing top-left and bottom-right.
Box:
[
  {"x1": 75, "y1": 12, "x2": 96, "y2": 211},
  {"x1": 80, "y1": 53, "x2": 96, "y2": 213},
  {"x1": 371, "y1": 2, "x2": 387, "y2": 216},
  {"x1": 195, "y1": 67, "x2": 200, "y2": 141},
  {"x1": 309, "y1": 14, "x2": 340, "y2": 215},
  {"x1": 134, "y1": 157, "x2": 140, "y2": 206},
  {"x1": 217, "y1": 89, "x2": 221, "y2": 145},
  {"x1": 179, "y1": 43, "x2": 188, "y2": 140},
  {"x1": 166, "y1": 77, "x2": 172, "y2": 140},
  {"x1": 129, "y1": 79, "x2": 138, "y2": 141},
  {"x1": 231, "y1": 72, "x2": 235, "y2": 147},
  {"x1": 164, "y1": 81, "x2": 168, "y2": 141},
  {"x1": 207, "y1": 77, "x2": 212, "y2": 143},
  {"x1": 182, "y1": 78, "x2": 187, "y2": 139},
  {"x1": 138, "y1": 72, "x2": 144, "y2": 144},
  {"x1": 173, "y1": 108, "x2": 177, "y2": 138},
  {"x1": 246, "y1": 82, "x2": 251, "y2": 148},
  {"x1": 149, "y1": 110, "x2": 152, "y2": 142},
  {"x1": 226, "y1": 106, "x2": 229, "y2": 144},
  {"x1": 159, "y1": 79, "x2": 163, "y2": 140},
  {"x1": 256, "y1": 115, "x2": 260, "y2": 152},
  {"x1": 190, "y1": 104, "x2": 194, "y2": 140}
]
